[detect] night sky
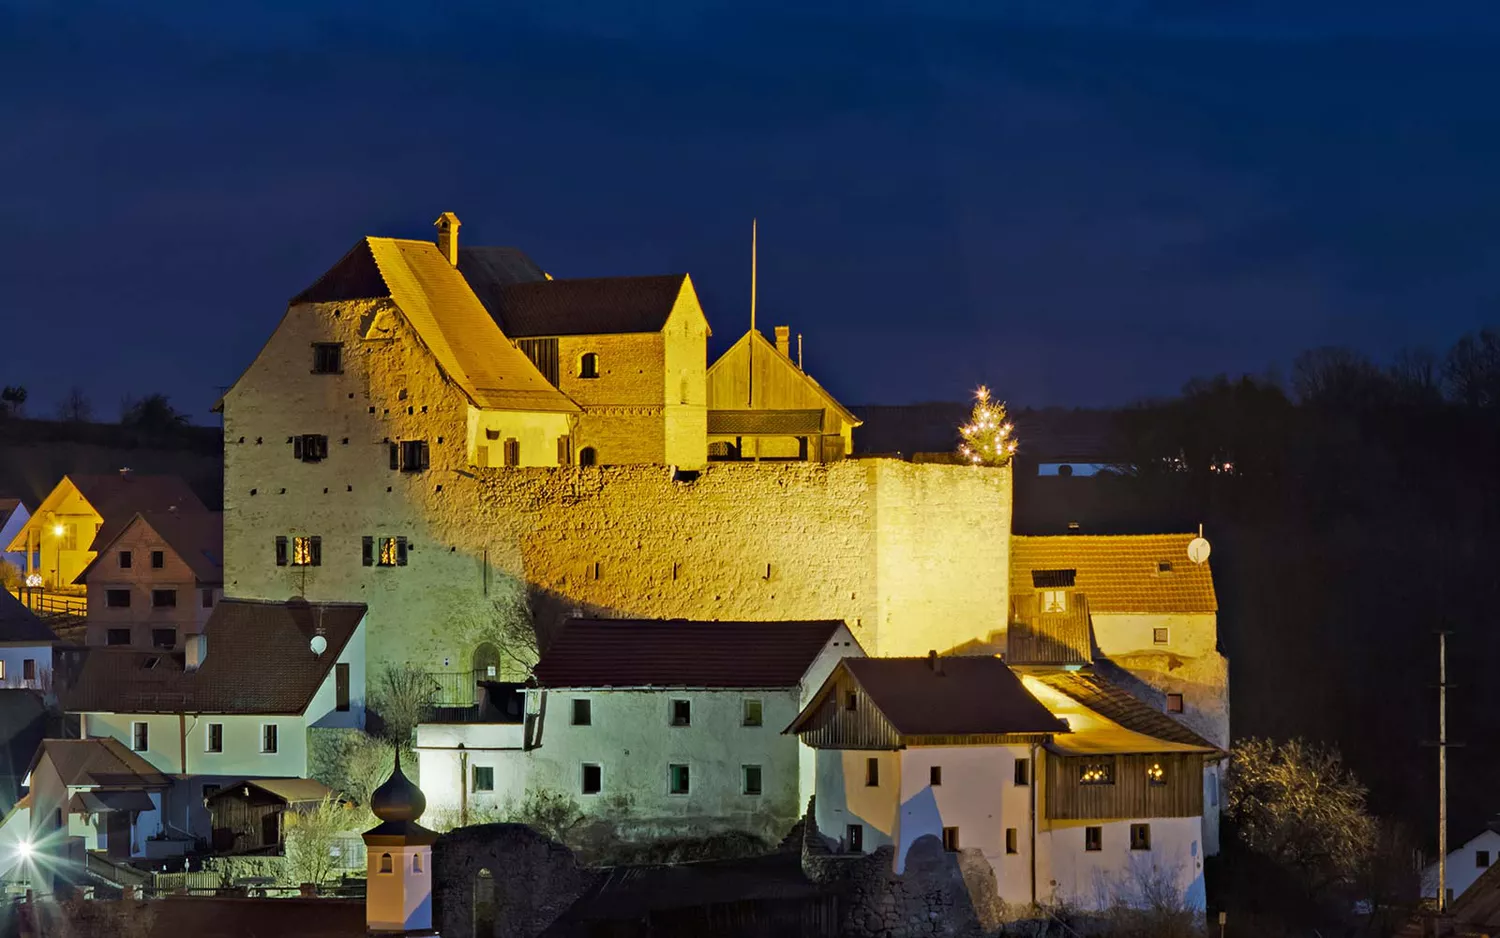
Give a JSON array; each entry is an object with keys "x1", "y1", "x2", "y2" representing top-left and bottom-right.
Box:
[{"x1": 4, "y1": 2, "x2": 1500, "y2": 421}]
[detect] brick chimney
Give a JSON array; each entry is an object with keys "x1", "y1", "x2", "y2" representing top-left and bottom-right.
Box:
[
  {"x1": 434, "y1": 212, "x2": 461, "y2": 266},
  {"x1": 774, "y1": 325, "x2": 790, "y2": 358}
]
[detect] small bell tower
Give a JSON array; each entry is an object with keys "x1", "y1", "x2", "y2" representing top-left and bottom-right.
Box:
[{"x1": 363, "y1": 752, "x2": 438, "y2": 934}]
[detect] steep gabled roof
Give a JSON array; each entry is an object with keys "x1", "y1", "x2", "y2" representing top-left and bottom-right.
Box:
[
  {"x1": 58, "y1": 599, "x2": 365, "y2": 715},
  {"x1": 28, "y1": 737, "x2": 171, "y2": 789},
  {"x1": 0, "y1": 589, "x2": 58, "y2": 643},
  {"x1": 475, "y1": 274, "x2": 690, "y2": 338},
  {"x1": 707, "y1": 329, "x2": 861, "y2": 427},
  {"x1": 289, "y1": 238, "x2": 578, "y2": 414},
  {"x1": 1010, "y1": 534, "x2": 1217, "y2": 614},
  {"x1": 790, "y1": 656, "x2": 1065, "y2": 737},
  {"x1": 1023, "y1": 669, "x2": 1219, "y2": 752},
  {"x1": 533, "y1": 618, "x2": 846, "y2": 689},
  {"x1": 207, "y1": 777, "x2": 337, "y2": 806},
  {"x1": 4, "y1": 473, "x2": 206, "y2": 554},
  {"x1": 75, "y1": 510, "x2": 223, "y2": 586}
]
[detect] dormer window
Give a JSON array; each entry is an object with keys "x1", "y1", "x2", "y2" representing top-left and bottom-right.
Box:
[
  {"x1": 1041, "y1": 589, "x2": 1068, "y2": 614},
  {"x1": 1158, "y1": 561, "x2": 1174, "y2": 574},
  {"x1": 579, "y1": 352, "x2": 599, "y2": 379}
]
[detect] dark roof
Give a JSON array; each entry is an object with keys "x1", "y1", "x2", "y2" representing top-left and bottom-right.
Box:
[
  {"x1": 68, "y1": 473, "x2": 207, "y2": 551},
  {"x1": 0, "y1": 690, "x2": 51, "y2": 813},
  {"x1": 533, "y1": 618, "x2": 845, "y2": 689},
  {"x1": 116, "y1": 896, "x2": 364, "y2": 938},
  {"x1": 29, "y1": 737, "x2": 171, "y2": 788},
  {"x1": 58, "y1": 599, "x2": 365, "y2": 715},
  {"x1": 75, "y1": 510, "x2": 223, "y2": 585},
  {"x1": 455, "y1": 245, "x2": 549, "y2": 314},
  {"x1": 1031, "y1": 568, "x2": 1076, "y2": 588},
  {"x1": 206, "y1": 778, "x2": 337, "y2": 805},
  {"x1": 0, "y1": 588, "x2": 58, "y2": 643},
  {"x1": 0, "y1": 497, "x2": 21, "y2": 529},
  {"x1": 842, "y1": 656, "x2": 1067, "y2": 736},
  {"x1": 478, "y1": 275, "x2": 687, "y2": 338},
  {"x1": 707, "y1": 409, "x2": 825, "y2": 435},
  {"x1": 1026, "y1": 668, "x2": 1219, "y2": 751},
  {"x1": 1011, "y1": 535, "x2": 1217, "y2": 613}
]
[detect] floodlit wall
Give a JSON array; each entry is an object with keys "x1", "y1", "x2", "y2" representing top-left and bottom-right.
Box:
[
  {"x1": 1041, "y1": 816, "x2": 1206, "y2": 912},
  {"x1": 813, "y1": 748, "x2": 902, "y2": 855}
]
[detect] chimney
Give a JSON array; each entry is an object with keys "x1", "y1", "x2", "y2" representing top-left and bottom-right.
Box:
[
  {"x1": 434, "y1": 212, "x2": 461, "y2": 266},
  {"x1": 927, "y1": 649, "x2": 943, "y2": 676},
  {"x1": 774, "y1": 326, "x2": 790, "y2": 358},
  {"x1": 185, "y1": 634, "x2": 207, "y2": 671}
]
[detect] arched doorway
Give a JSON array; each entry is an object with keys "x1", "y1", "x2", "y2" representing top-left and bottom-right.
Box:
[
  {"x1": 473, "y1": 642, "x2": 501, "y2": 681},
  {"x1": 578, "y1": 446, "x2": 597, "y2": 467},
  {"x1": 474, "y1": 867, "x2": 496, "y2": 937}
]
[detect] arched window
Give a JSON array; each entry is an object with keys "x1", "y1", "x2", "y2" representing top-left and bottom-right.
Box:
[
  {"x1": 578, "y1": 447, "x2": 597, "y2": 467},
  {"x1": 579, "y1": 353, "x2": 599, "y2": 379},
  {"x1": 473, "y1": 642, "x2": 501, "y2": 680},
  {"x1": 379, "y1": 853, "x2": 393, "y2": 874},
  {"x1": 413, "y1": 853, "x2": 423, "y2": 873},
  {"x1": 475, "y1": 868, "x2": 497, "y2": 937}
]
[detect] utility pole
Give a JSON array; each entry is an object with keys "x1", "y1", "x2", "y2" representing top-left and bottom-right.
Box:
[{"x1": 1438, "y1": 630, "x2": 1450, "y2": 913}]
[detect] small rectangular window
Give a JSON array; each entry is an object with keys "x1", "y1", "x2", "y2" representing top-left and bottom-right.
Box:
[
  {"x1": 1157, "y1": 561, "x2": 1174, "y2": 574},
  {"x1": 22, "y1": 659, "x2": 36, "y2": 681},
  {"x1": 942, "y1": 827, "x2": 960, "y2": 852},
  {"x1": 1005, "y1": 828, "x2": 1018, "y2": 855},
  {"x1": 0, "y1": 661, "x2": 4, "y2": 680},
  {"x1": 151, "y1": 628, "x2": 177, "y2": 650},
  {"x1": 572, "y1": 699, "x2": 592, "y2": 726},
  {"x1": 362, "y1": 536, "x2": 374, "y2": 566},
  {"x1": 866, "y1": 757, "x2": 880, "y2": 787},
  {"x1": 742, "y1": 699, "x2": 763, "y2": 727},
  {"x1": 294, "y1": 433, "x2": 329, "y2": 463},
  {"x1": 1014, "y1": 758, "x2": 1030, "y2": 787},
  {"x1": 1166, "y1": 693, "x2": 1184, "y2": 714},
  {"x1": 579, "y1": 352, "x2": 600, "y2": 379},
  {"x1": 152, "y1": 589, "x2": 177, "y2": 608},
  {"x1": 398, "y1": 440, "x2": 430, "y2": 473},
  {"x1": 472, "y1": 766, "x2": 494, "y2": 792},
  {"x1": 151, "y1": 550, "x2": 165, "y2": 569},
  {"x1": 291, "y1": 536, "x2": 321, "y2": 566},
  {"x1": 132, "y1": 722, "x2": 149, "y2": 751},
  {"x1": 1041, "y1": 589, "x2": 1068, "y2": 613},
  {"x1": 312, "y1": 342, "x2": 343, "y2": 374},
  {"x1": 582, "y1": 764, "x2": 602, "y2": 795},
  {"x1": 844, "y1": 691, "x2": 857, "y2": 712},
  {"x1": 1085, "y1": 826, "x2": 1102, "y2": 852},
  {"x1": 846, "y1": 824, "x2": 863, "y2": 853},
  {"x1": 930, "y1": 765, "x2": 942, "y2": 786},
  {"x1": 261, "y1": 724, "x2": 278, "y2": 753},
  {"x1": 669, "y1": 763, "x2": 690, "y2": 795},
  {"x1": 106, "y1": 589, "x2": 131, "y2": 608},
  {"x1": 1153, "y1": 627, "x2": 1170, "y2": 645},
  {"x1": 1130, "y1": 823, "x2": 1151, "y2": 851},
  {"x1": 503, "y1": 438, "x2": 520, "y2": 467},
  {"x1": 202, "y1": 588, "x2": 214, "y2": 609},
  {"x1": 275, "y1": 535, "x2": 288, "y2": 566},
  {"x1": 743, "y1": 764, "x2": 763, "y2": 796},
  {"x1": 118, "y1": 550, "x2": 132, "y2": 569},
  {"x1": 1146, "y1": 761, "x2": 1167, "y2": 786},
  {"x1": 1479, "y1": 851, "x2": 1492, "y2": 869},
  {"x1": 106, "y1": 628, "x2": 131, "y2": 646},
  {"x1": 206, "y1": 723, "x2": 223, "y2": 753},
  {"x1": 335, "y1": 663, "x2": 350, "y2": 712},
  {"x1": 377, "y1": 537, "x2": 405, "y2": 567},
  {"x1": 670, "y1": 699, "x2": 691, "y2": 727},
  {"x1": 1080, "y1": 761, "x2": 1115, "y2": 785}
]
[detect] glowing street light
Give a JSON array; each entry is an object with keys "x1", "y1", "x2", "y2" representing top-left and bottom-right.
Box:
[{"x1": 15, "y1": 838, "x2": 32, "y2": 859}]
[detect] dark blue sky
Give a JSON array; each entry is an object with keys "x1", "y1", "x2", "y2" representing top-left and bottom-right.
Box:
[{"x1": 4, "y1": 1, "x2": 1499, "y2": 420}]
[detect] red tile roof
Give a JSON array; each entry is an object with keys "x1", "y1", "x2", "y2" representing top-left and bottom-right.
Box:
[
  {"x1": 482, "y1": 275, "x2": 688, "y2": 337},
  {"x1": 57, "y1": 599, "x2": 364, "y2": 715},
  {"x1": 839, "y1": 656, "x2": 1066, "y2": 737},
  {"x1": 71, "y1": 473, "x2": 207, "y2": 551},
  {"x1": 1025, "y1": 669, "x2": 1219, "y2": 751},
  {"x1": 1010, "y1": 534, "x2": 1217, "y2": 614},
  {"x1": 533, "y1": 618, "x2": 847, "y2": 689}
]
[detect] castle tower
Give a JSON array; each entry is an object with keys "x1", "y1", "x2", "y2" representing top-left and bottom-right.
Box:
[{"x1": 363, "y1": 752, "x2": 439, "y2": 934}]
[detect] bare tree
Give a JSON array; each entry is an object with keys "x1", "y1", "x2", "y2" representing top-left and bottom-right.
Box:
[
  {"x1": 0, "y1": 385, "x2": 26, "y2": 418},
  {"x1": 369, "y1": 662, "x2": 437, "y2": 746},
  {"x1": 283, "y1": 796, "x2": 355, "y2": 888},
  {"x1": 1444, "y1": 327, "x2": 1500, "y2": 407},
  {"x1": 56, "y1": 386, "x2": 93, "y2": 423}
]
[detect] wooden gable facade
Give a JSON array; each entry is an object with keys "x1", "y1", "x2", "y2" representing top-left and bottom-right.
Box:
[
  {"x1": 792, "y1": 666, "x2": 903, "y2": 750},
  {"x1": 1008, "y1": 568, "x2": 1094, "y2": 666},
  {"x1": 1045, "y1": 752, "x2": 1205, "y2": 821},
  {"x1": 706, "y1": 329, "x2": 860, "y2": 462}
]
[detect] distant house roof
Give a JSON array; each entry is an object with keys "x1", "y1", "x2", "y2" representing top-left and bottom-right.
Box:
[
  {"x1": 0, "y1": 690, "x2": 51, "y2": 813},
  {"x1": 706, "y1": 409, "x2": 826, "y2": 436},
  {"x1": 75, "y1": 510, "x2": 223, "y2": 586},
  {"x1": 288, "y1": 238, "x2": 578, "y2": 414},
  {"x1": 793, "y1": 656, "x2": 1066, "y2": 737},
  {"x1": 533, "y1": 618, "x2": 847, "y2": 689},
  {"x1": 207, "y1": 778, "x2": 337, "y2": 806},
  {"x1": 475, "y1": 274, "x2": 690, "y2": 338},
  {"x1": 57, "y1": 599, "x2": 365, "y2": 715},
  {"x1": 0, "y1": 497, "x2": 22, "y2": 529},
  {"x1": 28, "y1": 737, "x2": 171, "y2": 789},
  {"x1": 0, "y1": 589, "x2": 58, "y2": 643},
  {"x1": 1022, "y1": 669, "x2": 1219, "y2": 753},
  {"x1": 455, "y1": 245, "x2": 549, "y2": 289},
  {"x1": 1010, "y1": 534, "x2": 1217, "y2": 614}
]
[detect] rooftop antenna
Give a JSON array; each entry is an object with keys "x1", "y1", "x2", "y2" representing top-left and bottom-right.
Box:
[
  {"x1": 798, "y1": 333, "x2": 804, "y2": 371},
  {"x1": 1187, "y1": 523, "x2": 1212, "y2": 565},
  {"x1": 1424, "y1": 630, "x2": 1462, "y2": 917},
  {"x1": 748, "y1": 218, "x2": 757, "y2": 408}
]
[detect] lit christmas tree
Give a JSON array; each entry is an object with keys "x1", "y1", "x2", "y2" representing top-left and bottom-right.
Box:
[{"x1": 958, "y1": 385, "x2": 1017, "y2": 466}]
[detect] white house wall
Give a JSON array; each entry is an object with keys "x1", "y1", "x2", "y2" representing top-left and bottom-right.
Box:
[
  {"x1": 1422, "y1": 829, "x2": 1500, "y2": 900},
  {"x1": 414, "y1": 721, "x2": 526, "y2": 824},
  {"x1": 0, "y1": 644, "x2": 51, "y2": 692},
  {"x1": 1091, "y1": 612, "x2": 1228, "y2": 750},
  {"x1": 813, "y1": 748, "x2": 901, "y2": 855},
  {"x1": 1042, "y1": 816, "x2": 1206, "y2": 912},
  {"x1": 305, "y1": 624, "x2": 367, "y2": 731}
]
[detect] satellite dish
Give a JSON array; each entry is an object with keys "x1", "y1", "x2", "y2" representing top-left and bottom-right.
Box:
[
  {"x1": 310, "y1": 634, "x2": 328, "y2": 656},
  {"x1": 1187, "y1": 537, "x2": 1212, "y2": 565}
]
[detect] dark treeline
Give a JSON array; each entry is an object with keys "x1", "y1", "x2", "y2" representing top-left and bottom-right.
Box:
[{"x1": 1030, "y1": 330, "x2": 1500, "y2": 854}]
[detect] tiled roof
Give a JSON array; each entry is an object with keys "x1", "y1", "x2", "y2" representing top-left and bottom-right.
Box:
[
  {"x1": 843, "y1": 656, "x2": 1067, "y2": 737},
  {"x1": 1025, "y1": 669, "x2": 1218, "y2": 751},
  {"x1": 62, "y1": 474, "x2": 206, "y2": 552},
  {"x1": 0, "y1": 589, "x2": 58, "y2": 643},
  {"x1": 208, "y1": 778, "x2": 336, "y2": 806},
  {"x1": 30, "y1": 737, "x2": 171, "y2": 789},
  {"x1": 57, "y1": 599, "x2": 365, "y2": 715},
  {"x1": 533, "y1": 618, "x2": 846, "y2": 689},
  {"x1": 707, "y1": 409, "x2": 825, "y2": 435},
  {"x1": 75, "y1": 510, "x2": 223, "y2": 586},
  {"x1": 456, "y1": 245, "x2": 549, "y2": 290},
  {"x1": 1010, "y1": 534, "x2": 1217, "y2": 614},
  {"x1": 480, "y1": 275, "x2": 688, "y2": 338},
  {"x1": 289, "y1": 238, "x2": 578, "y2": 414}
]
